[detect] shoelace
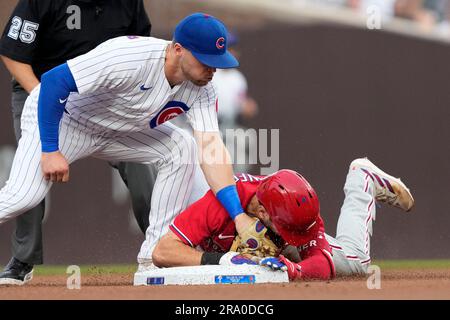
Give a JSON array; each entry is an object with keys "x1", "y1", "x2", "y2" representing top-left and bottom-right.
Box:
[{"x1": 375, "y1": 187, "x2": 399, "y2": 206}]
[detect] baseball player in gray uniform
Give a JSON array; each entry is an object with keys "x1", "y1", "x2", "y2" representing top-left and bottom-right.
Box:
[
  {"x1": 152, "y1": 157, "x2": 415, "y2": 281},
  {"x1": 0, "y1": 13, "x2": 262, "y2": 272},
  {"x1": 257, "y1": 157, "x2": 415, "y2": 279}
]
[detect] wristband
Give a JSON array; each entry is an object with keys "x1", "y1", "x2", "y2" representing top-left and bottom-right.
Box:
[
  {"x1": 200, "y1": 252, "x2": 225, "y2": 265},
  {"x1": 216, "y1": 185, "x2": 245, "y2": 220}
]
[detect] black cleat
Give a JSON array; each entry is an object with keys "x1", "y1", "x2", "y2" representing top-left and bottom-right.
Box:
[{"x1": 0, "y1": 258, "x2": 34, "y2": 285}]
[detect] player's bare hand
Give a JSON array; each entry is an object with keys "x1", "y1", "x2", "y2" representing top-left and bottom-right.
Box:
[
  {"x1": 234, "y1": 213, "x2": 256, "y2": 235},
  {"x1": 41, "y1": 151, "x2": 70, "y2": 182}
]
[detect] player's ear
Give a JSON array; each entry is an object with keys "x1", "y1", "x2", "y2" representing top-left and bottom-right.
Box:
[
  {"x1": 258, "y1": 205, "x2": 269, "y2": 219},
  {"x1": 172, "y1": 42, "x2": 183, "y2": 56}
]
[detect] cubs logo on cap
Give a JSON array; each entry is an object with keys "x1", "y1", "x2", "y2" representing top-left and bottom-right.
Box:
[
  {"x1": 216, "y1": 37, "x2": 225, "y2": 49},
  {"x1": 174, "y1": 13, "x2": 239, "y2": 69}
]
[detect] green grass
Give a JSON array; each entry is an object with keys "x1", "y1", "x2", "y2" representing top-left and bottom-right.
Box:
[
  {"x1": 33, "y1": 260, "x2": 450, "y2": 276},
  {"x1": 34, "y1": 264, "x2": 136, "y2": 276},
  {"x1": 372, "y1": 259, "x2": 450, "y2": 270}
]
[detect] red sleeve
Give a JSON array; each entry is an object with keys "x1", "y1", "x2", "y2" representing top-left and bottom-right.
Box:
[
  {"x1": 169, "y1": 191, "x2": 216, "y2": 247},
  {"x1": 297, "y1": 247, "x2": 335, "y2": 280},
  {"x1": 296, "y1": 229, "x2": 336, "y2": 280}
]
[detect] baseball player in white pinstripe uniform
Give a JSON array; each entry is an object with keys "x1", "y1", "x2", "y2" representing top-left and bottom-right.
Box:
[{"x1": 0, "y1": 13, "x2": 263, "y2": 269}]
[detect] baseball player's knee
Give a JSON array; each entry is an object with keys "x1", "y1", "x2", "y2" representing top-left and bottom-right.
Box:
[
  {"x1": 2, "y1": 183, "x2": 47, "y2": 210},
  {"x1": 171, "y1": 131, "x2": 197, "y2": 165},
  {"x1": 18, "y1": 198, "x2": 46, "y2": 217},
  {"x1": 0, "y1": 196, "x2": 40, "y2": 223},
  {"x1": 344, "y1": 160, "x2": 367, "y2": 185},
  {"x1": 348, "y1": 158, "x2": 360, "y2": 173}
]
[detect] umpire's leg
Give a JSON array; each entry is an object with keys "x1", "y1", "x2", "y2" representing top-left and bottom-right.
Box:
[
  {"x1": 110, "y1": 162, "x2": 157, "y2": 234},
  {"x1": 10, "y1": 86, "x2": 45, "y2": 265}
]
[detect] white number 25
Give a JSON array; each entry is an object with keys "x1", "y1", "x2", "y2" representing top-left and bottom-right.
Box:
[{"x1": 7, "y1": 16, "x2": 39, "y2": 44}]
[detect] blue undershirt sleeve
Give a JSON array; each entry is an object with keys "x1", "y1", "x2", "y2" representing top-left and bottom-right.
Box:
[{"x1": 37, "y1": 63, "x2": 78, "y2": 152}]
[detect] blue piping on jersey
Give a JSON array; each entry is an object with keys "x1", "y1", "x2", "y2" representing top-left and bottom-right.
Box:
[{"x1": 38, "y1": 63, "x2": 78, "y2": 152}]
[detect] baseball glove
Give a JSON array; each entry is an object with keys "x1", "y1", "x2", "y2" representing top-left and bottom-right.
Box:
[{"x1": 230, "y1": 218, "x2": 281, "y2": 262}]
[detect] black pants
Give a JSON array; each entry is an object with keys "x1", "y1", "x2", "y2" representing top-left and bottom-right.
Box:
[{"x1": 9, "y1": 87, "x2": 155, "y2": 265}]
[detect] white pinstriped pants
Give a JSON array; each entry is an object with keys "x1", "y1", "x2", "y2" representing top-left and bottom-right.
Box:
[
  {"x1": 324, "y1": 166, "x2": 377, "y2": 276},
  {"x1": 0, "y1": 87, "x2": 198, "y2": 263}
]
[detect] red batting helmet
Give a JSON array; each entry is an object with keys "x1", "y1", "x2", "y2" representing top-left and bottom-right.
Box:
[{"x1": 256, "y1": 169, "x2": 320, "y2": 246}]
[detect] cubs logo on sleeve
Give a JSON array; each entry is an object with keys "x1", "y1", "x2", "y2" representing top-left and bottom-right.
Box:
[{"x1": 149, "y1": 101, "x2": 190, "y2": 128}]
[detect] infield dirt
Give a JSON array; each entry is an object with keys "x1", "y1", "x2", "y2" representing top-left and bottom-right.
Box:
[{"x1": 0, "y1": 268, "x2": 449, "y2": 300}]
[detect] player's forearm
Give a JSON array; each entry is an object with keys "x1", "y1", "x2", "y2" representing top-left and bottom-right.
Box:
[
  {"x1": 1, "y1": 55, "x2": 39, "y2": 93},
  {"x1": 152, "y1": 232, "x2": 203, "y2": 267},
  {"x1": 199, "y1": 158, "x2": 236, "y2": 194},
  {"x1": 38, "y1": 63, "x2": 78, "y2": 152},
  {"x1": 196, "y1": 132, "x2": 235, "y2": 193},
  {"x1": 195, "y1": 131, "x2": 250, "y2": 225},
  {"x1": 296, "y1": 253, "x2": 333, "y2": 281},
  {"x1": 194, "y1": 131, "x2": 256, "y2": 234}
]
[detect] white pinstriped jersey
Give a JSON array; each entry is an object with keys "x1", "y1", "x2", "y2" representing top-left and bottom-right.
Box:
[{"x1": 65, "y1": 36, "x2": 219, "y2": 136}]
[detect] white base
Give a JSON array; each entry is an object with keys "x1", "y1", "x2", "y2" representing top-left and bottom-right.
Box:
[{"x1": 133, "y1": 265, "x2": 288, "y2": 286}]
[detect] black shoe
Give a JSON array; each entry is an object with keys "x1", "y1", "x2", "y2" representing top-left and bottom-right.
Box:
[{"x1": 0, "y1": 258, "x2": 34, "y2": 285}]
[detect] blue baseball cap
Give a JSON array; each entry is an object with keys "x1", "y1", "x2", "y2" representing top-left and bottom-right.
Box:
[{"x1": 174, "y1": 13, "x2": 239, "y2": 69}]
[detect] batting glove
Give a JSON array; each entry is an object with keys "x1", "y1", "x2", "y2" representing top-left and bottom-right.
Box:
[
  {"x1": 278, "y1": 255, "x2": 302, "y2": 280},
  {"x1": 260, "y1": 257, "x2": 287, "y2": 271}
]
